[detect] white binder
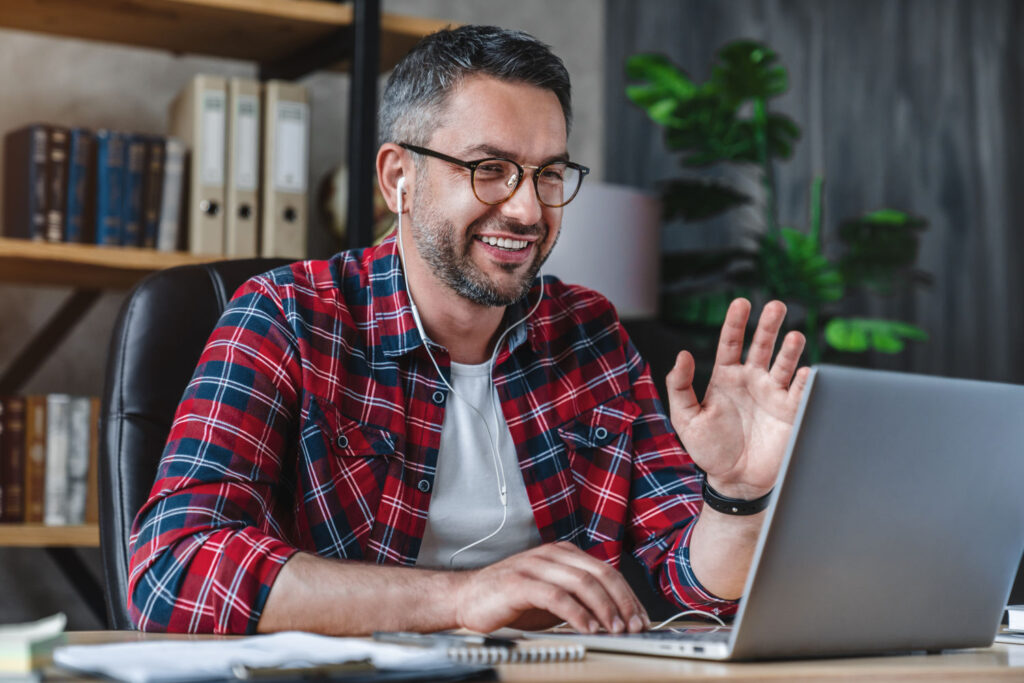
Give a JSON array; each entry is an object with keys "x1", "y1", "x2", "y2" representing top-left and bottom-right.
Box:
[
  {"x1": 225, "y1": 77, "x2": 261, "y2": 257},
  {"x1": 169, "y1": 74, "x2": 227, "y2": 255},
  {"x1": 260, "y1": 80, "x2": 309, "y2": 259}
]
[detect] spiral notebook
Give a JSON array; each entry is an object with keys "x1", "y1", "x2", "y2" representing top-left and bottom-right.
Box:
[{"x1": 443, "y1": 639, "x2": 584, "y2": 664}]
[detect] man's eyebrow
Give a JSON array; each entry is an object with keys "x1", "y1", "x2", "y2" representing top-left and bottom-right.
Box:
[{"x1": 462, "y1": 144, "x2": 571, "y2": 164}]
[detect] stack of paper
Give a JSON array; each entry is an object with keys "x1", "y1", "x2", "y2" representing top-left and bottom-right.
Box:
[
  {"x1": 997, "y1": 605, "x2": 1024, "y2": 645},
  {"x1": 53, "y1": 631, "x2": 469, "y2": 683},
  {"x1": 0, "y1": 613, "x2": 66, "y2": 676}
]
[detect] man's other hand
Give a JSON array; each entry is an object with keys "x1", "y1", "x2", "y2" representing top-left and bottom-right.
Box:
[
  {"x1": 452, "y1": 541, "x2": 650, "y2": 634},
  {"x1": 666, "y1": 298, "x2": 809, "y2": 500}
]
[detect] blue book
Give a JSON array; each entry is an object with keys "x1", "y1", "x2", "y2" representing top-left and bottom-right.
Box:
[
  {"x1": 64, "y1": 128, "x2": 96, "y2": 243},
  {"x1": 121, "y1": 134, "x2": 147, "y2": 246},
  {"x1": 94, "y1": 130, "x2": 125, "y2": 246}
]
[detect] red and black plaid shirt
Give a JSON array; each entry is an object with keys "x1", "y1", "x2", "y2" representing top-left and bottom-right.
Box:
[{"x1": 128, "y1": 235, "x2": 736, "y2": 633}]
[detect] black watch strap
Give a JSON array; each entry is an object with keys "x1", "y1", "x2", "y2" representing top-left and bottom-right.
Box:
[{"x1": 697, "y1": 468, "x2": 773, "y2": 516}]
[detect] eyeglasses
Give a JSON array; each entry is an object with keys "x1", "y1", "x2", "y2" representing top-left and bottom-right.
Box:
[{"x1": 399, "y1": 142, "x2": 590, "y2": 208}]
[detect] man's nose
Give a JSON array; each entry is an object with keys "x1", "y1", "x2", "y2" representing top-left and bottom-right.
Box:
[{"x1": 500, "y1": 176, "x2": 544, "y2": 226}]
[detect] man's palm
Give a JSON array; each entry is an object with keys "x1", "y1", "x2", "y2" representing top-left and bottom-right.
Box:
[{"x1": 667, "y1": 299, "x2": 809, "y2": 499}]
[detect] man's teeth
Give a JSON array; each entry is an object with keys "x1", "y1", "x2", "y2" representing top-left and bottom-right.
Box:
[{"x1": 478, "y1": 235, "x2": 529, "y2": 250}]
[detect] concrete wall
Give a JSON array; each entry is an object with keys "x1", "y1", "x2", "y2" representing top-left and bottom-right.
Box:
[{"x1": 0, "y1": 1, "x2": 604, "y2": 627}]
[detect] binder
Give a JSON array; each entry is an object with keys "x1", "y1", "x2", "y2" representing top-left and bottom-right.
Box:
[
  {"x1": 260, "y1": 80, "x2": 309, "y2": 259},
  {"x1": 225, "y1": 77, "x2": 261, "y2": 257},
  {"x1": 169, "y1": 74, "x2": 227, "y2": 255}
]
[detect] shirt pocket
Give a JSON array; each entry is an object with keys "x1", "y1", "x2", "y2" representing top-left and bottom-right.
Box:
[
  {"x1": 296, "y1": 394, "x2": 399, "y2": 558},
  {"x1": 557, "y1": 395, "x2": 641, "y2": 545}
]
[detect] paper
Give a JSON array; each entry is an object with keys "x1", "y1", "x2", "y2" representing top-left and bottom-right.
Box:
[
  {"x1": 53, "y1": 631, "x2": 454, "y2": 683},
  {"x1": 0, "y1": 613, "x2": 66, "y2": 675}
]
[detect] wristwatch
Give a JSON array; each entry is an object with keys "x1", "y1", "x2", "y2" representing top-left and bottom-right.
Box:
[{"x1": 697, "y1": 467, "x2": 773, "y2": 515}]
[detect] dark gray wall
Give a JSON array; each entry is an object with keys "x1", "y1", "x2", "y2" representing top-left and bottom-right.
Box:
[{"x1": 605, "y1": 0, "x2": 1024, "y2": 383}]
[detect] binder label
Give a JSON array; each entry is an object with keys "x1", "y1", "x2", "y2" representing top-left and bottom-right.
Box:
[
  {"x1": 235, "y1": 94, "x2": 260, "y2": 191},
  {"x1": 200, "y1": 89, "x2": 226, "y2": 186},
  {"x1": 274, "y1": 101, "x2": 309, "y2": 193}
]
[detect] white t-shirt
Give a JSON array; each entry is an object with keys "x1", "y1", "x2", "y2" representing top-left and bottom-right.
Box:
[{"x1": 416, "y1": 360, "x2": 543, "y2": 569}]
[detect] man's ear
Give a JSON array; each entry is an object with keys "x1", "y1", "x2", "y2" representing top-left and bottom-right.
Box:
[{"x1": 377, "y1": 143, "x2": 411, "y2": 214}]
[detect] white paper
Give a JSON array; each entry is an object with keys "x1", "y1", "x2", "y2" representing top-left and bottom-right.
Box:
[{"x1": 53, "y1": 631, "x2": 452, "y2": 683}]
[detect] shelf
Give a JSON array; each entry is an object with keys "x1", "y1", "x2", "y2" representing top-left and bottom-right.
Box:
[
  {"x1": 0, "y1": 0, "x2": 451, "y2": 73},
  {"x1": 0, "y1": 237, "x2": 226, "y2": 290},
  {"x1": 0, "y1": 523, "x2": 100, "y2": 547}
]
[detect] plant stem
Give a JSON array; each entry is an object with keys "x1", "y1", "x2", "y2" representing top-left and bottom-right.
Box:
[
  {"x1": 810, "y1": 176, "x2": 824, "y2": 249},
  {"x1": 753, "y1": 97, "x2": 779, "y2": 243},
  {"x1": 805, "y1": 304, "x2": 820, "y2": 365}
]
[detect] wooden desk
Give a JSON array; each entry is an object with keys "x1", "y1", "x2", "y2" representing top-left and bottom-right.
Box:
[{"x1": 44, "y1": 631, "x2": 1024, "y2": 682}]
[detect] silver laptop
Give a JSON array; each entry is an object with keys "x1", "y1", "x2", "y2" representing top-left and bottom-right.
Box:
[{"x1": 526, "y1": 364, "x2": 1024, "y2": 660}]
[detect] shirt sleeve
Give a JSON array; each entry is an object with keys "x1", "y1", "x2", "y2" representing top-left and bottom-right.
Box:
[
  {"x1": 619, "y1": 324, "x2": 739, "y2": 617},
  {"x1": 127, "y1": 277, "x2": 302, "y2": 634}
]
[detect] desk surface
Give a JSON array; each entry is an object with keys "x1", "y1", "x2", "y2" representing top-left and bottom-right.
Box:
[{"x1": 48, "y1": 631, "x2": 1024, "y2": 682}]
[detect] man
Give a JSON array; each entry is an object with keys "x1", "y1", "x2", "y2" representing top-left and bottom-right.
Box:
[{"x1": 128, "y1": 25, "x2": 808, "y2": 636}]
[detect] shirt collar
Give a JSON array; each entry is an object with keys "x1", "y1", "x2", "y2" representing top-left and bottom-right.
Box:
[{"x1": 369, "y1": 233, "x2": 545, "y2": 359}]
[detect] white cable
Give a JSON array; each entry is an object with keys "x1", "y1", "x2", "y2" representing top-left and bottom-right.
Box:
[
  {"x1": 652, "y1": 609, "x2": 727, "y2": 631},
  {"x1": 394, "y1": 181, "x2": 545, "y2": 567}
]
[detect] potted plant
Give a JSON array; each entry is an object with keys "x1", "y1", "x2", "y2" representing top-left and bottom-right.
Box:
[{"x1": 626, "y1": 41, "x2": 930, "y2": 365}]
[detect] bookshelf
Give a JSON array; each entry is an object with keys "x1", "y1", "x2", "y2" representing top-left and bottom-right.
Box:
[{"x1": 0, "y1": 0, "x2": 451, "y2": 624}]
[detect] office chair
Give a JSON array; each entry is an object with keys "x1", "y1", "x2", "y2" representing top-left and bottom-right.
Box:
[{"x1": 98, "y1": 257, "x2": 290, "y2": 629}]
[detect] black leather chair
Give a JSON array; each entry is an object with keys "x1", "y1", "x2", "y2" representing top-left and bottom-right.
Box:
[{"x1": 98, "y1": 258, "x2": 290, "y2": 629}]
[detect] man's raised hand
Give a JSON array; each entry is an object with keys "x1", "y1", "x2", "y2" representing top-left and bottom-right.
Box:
[{"x1": 666, "y1": 298, "x2": 810, "y2": 500}]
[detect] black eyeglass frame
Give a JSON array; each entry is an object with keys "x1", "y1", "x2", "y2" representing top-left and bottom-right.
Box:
[{"x1": 398, "y1": 142, "x2": 590, "y2": 208}]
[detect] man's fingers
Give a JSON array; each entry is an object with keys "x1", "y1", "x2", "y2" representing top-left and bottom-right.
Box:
[
  {"x1": 787, "y1": 366, "x2": 812, "y2": 409},
  {"x1": 521, "y1": 579, "x2": 596, "y2": 634},
  {"x1": 714, "y1": 298, "x2": 753, "y2": 367},
  {"x1": 769, "y1": 330, "x2": 806, "y2": 387},
  {"x1": 543, "y1": 543, "x2": 648, "y2": 632},
  {"x1": 666, "y1": 351, "x2": 700, "y2": 430},
  {"x1": 745, "y1": 301, "x2": 787, "y2": 370},
  {"x1": 523, "y1": 557, "x2": 631, "y2": 633}
]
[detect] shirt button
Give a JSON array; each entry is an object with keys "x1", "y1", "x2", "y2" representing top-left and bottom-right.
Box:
[
  {"x1": 336, "y1": 434, "x2": 349, "y2": 449},
  {"x1": 594, "y1": 426, "x2": 608, "y2": 441},
  {"x1": 432, "y1": 390, "x2": 446, "y2": 404},
  {"x1": 417, "y1": 479, "x2": 431, "y2": 493}
]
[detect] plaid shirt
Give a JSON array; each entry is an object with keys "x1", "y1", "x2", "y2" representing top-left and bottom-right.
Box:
[{"x1": 128, "y1": 235, "x2": 737, "y2": 633}]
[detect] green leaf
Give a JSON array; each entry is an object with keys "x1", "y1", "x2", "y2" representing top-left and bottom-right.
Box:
[
  {"x1": 658, "y1": 178, "x2": 751, "y2": 221},
  {"x1": 824, "y1": 318, "x2": 929, "y2": 354},
  {"x1": 711, "y1": 41, "x2": 789, "y2": 101},
  {"x1": 839, "y1": 208, "x2": 928, "y2": 292},
  {"x1": 759, "y1": 230, "x2": 844, "y2": 305}
]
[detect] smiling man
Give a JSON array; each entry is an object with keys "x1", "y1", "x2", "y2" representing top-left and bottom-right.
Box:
[{"x1": 127, "y1": 25, "x2": 808, "y2": 636}]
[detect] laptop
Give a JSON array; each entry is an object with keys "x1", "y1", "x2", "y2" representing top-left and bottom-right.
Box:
[{"x1": 525, "y1": 364, "x2": 1024, "y2": 660}]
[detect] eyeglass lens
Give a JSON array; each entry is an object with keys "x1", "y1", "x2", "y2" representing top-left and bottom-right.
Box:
[{"x1": 472, "y1": 160, "x2": 581, "y2": 207}]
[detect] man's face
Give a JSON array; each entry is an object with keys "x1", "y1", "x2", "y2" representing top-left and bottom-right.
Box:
[{"x1": 408, "y1": 75, "x2": 568, "y2": 307}]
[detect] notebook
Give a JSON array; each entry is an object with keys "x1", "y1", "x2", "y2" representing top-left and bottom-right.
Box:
[{"x1": 524, "y1": 364, "x2": 1024, "y2": 660}]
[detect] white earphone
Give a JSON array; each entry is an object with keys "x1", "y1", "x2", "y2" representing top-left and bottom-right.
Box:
[{"x1": 392, "y1": 169, "x2": 545, "y2": 565}]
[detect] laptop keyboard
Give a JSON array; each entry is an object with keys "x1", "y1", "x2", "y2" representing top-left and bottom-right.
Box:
[{"x1": 598, "y1": 627, "x2": 731, "y2": 643}]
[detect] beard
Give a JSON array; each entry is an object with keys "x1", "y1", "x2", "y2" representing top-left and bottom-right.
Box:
[{"x1": 410, "y1": 203, "x2": 556, "y2": 307}]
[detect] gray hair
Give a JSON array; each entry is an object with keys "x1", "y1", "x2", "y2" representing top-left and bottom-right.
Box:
[{"x1": 378, "y1": 25, "x2": 573, "y2": 148}]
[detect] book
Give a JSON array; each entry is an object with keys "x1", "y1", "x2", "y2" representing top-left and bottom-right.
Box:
[
  {"x1": 66, "y1": 396, "x2": 92, "y2": 525},
  {"x1": 64, "y1": 128, "x2": 97, "y2": 243},
  {"x1": 22, "y1": 396, "x2": 47, "y2": 524},
  {"x1": 2, "y1": 124, "x2": 49, "y2": 241},
  {"x1": 44, "y1": 126, "x2": 70, "y2": 243},
  {"x1": 155, "y1": 137, "x2": 186, "y2": 252},
  {"x1": 0, "y1": 396, "x2": 27, "y2": 522},
  {"x1": 0, "y1": 613, "x2": 66, "y2": 675},
  {"x1": 140, "y1": 137, "x2": 165, "y2": 249},
  {"x1": 94, "y1": 130, "x2": 126, "y2": 246},
  {"x1": 43, "y1": 393, "x2": 71, "y2": 526},
  {"x1": 121, "y1": 135, "x2": 148, "y2": 247},
  {"x1": 85, "y1": 396, "x2": 100, "y2": 524}
]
